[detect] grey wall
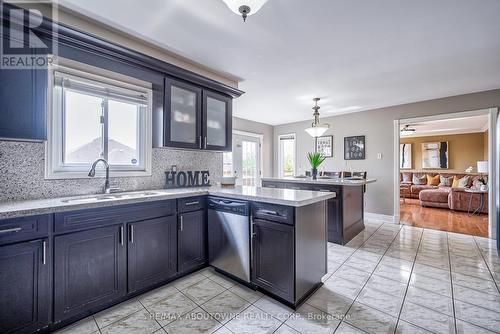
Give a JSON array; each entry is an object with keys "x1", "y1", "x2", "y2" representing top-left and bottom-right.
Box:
[
  {"x1": 233, "y1": 116, "x2": 274, "y2": 177},
  {"x1": 273, "y1": 89, "x2": 500, "y2": 216},
  {"x1": 0, "y1": 141, "x2": 222, "y2": 202}
]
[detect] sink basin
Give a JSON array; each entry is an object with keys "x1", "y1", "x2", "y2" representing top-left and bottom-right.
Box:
[
  {"x1": 60, "y1": 191, "x2": 163, "y2": 204},
  {"x1": 61, "y1": 196, "x2": 116, "y2": 204}
]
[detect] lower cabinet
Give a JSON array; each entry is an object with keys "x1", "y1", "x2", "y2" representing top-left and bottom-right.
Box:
[
  {"x1": 128, "y1": 217, "x2": 177, "y2": 293},
  {"x1": 251, "y1": 218, "x2": 294, "y2": 302},
  {"x1": 178, "y1": 210, "x2": 206, "y2": 273},
  {"x1": 0, "y1": 239, "x2": 50, "y2": 334},
  {"x1": 54, "y1": 225, "x2": 127, "y2": 322}
]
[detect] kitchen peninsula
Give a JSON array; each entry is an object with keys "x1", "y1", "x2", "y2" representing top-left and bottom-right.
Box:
[
  {"x1": 0, "y1": 186, "x2": 333, "y2": 333},
  {"x1": 262, "y1": 177, "x2": 376, "y2": 244}
]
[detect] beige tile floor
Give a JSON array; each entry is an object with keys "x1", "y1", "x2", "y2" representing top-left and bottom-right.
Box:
[{"x1": 55, "y1": 220, "x2": 500, "y2": 334}]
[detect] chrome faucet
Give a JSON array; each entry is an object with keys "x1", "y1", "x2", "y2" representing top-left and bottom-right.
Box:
[{"x1": 88, "y1": 158, "x2": 111, "y2": 194}]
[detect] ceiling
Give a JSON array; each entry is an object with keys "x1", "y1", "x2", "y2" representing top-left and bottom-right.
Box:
[
  {"x1": 400, "y1": 114, "x2": 489, "y2": 138},
  {"x1": 59, "y1": 0, "x2": 500, "y2": 125}
]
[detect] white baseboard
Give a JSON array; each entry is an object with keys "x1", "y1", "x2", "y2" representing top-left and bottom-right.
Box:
[{"x1": 365, "y1": 212, "x2": 399, "y2": 224}]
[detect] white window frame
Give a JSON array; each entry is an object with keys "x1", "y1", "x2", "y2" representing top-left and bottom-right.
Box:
[
  {"x1": 45, "y1": 58, "x2": 153, "y2": 179},
  {"x1": 278, "y1": 133, "x2": 296, "y2": 178}
]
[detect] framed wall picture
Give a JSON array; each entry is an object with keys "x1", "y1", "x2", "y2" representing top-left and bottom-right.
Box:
[
  {"x1": 400, "y1": 143, "x2": 412, "y2": 169},
  {"x1": 422, "y1": 141, "x2": 449, "y2": 169},
  {"x1": 344, "y1": 136, "x2": 365, "y2": 160},
  {"x1": 315, "y1": 135, "x2": 333, "y2": 157}
]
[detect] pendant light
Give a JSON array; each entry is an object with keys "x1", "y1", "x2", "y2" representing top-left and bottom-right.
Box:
[
  {"x1": 221, "y1": 0, "x2": 269, "y2": 21},
  {"x1": 305, "y1": 98, "x2": 329, "y2": 137}
]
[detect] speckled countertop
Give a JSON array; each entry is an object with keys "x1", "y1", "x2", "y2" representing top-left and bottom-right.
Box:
[
  {"x1": 0, "y1": 186, "x2": 336, "y2": 219},
  {"x1": 261, "y1": 177, "x2": 377, "y2": 186}
]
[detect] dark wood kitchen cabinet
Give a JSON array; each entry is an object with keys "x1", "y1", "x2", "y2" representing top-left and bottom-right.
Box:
[
  {"x1": 164, "y1": 78, "x2": 203, "y2": 149},
  {"x1": 202, "y1": 90, "x2": 232, "y2": 151},
  {"x1": 162, "y1": 78, "x2": 232, "y2": 151},
  {"x1": 0, "y1": 68, "x2": 47, "y2": 141},
  {"x1": 251, "y1": 218, "x2": 295, "y2": 302},
  {"x1": 0, "y1": 239, "x2": 50, "y2": 334},
  {"x1": 250, "y1": 201, "x2": 327, "y2": 307},
  {"x1": 178, "y1": 210, "x2": 206, "y2": 273},
  {"x1": 54, "y1": 225, "x2": 127, "y2": 322},
  {"x1": 127, "y1": 216, "x2": 177, "y2": 293}
]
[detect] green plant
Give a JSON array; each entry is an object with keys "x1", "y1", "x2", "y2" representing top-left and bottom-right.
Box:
[
  {"x1": 478, "y1": 176, "x2": 487, "y2": 185},
  {"x1": 307, "y1": 152, "x2": 326, "y2": 169}
]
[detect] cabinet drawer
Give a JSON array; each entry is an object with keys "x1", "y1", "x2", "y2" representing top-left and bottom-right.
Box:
[
  {"x1": 310, "y1": 185, "x2": 339, "y2": 197},
  {"x1": 177, "y1": 196, "x2": 206, "y2": 213},
  {"x1": 0, "y1": 215, "x2": 49, "y2": 245},
  {"x1": 262, "y1": 181, "x2": 286, "y2": 189},
  {"x1": 252, "y1": 202, "x2": 294, "y2": 225},
  {"x1": 55, "y1": 200, "x2": 176, "y2": 234},
  {"x1": 284, "y1": 183, "x2": 308, "y2": 191}
]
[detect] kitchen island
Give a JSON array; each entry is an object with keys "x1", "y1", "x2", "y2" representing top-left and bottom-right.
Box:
[
  {"x1": 0, "y1": 186, "x2": 333, "y2": 333},
  {"x1": 262, "y1": 177, "x2": 376, "y2": 244}
]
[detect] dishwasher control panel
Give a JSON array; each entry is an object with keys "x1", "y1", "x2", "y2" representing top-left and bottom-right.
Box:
[{"x1": 207, "y1": 197, "x2": 249, "y2": 216}]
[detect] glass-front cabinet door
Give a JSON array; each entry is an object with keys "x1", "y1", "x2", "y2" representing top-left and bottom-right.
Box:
[
  {"x1": 164, "y1": 78, "x2": 202, "y2": 149},
  {"x1": 203, "y1": 90, "x2": 232, "y2": 151}
]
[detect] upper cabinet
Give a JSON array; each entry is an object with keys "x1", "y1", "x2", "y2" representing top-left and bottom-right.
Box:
[
  {"x1": 164, "y1": 78, "x2": 203, "y2": 149},
  {"x1": 203, "y1": 90, "x2": 232, "y2": 151},
  {"x1": 0, "y1": 68, "x2": 47, "y2": 141},
  {"x1": 163, "y1": 78, "x2": 233, "y2": 151}
]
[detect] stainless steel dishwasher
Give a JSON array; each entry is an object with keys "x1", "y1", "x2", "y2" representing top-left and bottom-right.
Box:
[{"x1": 207, "y1": 197, "x2": 250, "y2": 283}]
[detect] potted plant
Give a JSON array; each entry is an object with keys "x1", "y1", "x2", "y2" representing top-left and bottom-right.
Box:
[{"x1": 307, "y1": 152, "x2": 326, "y2": 180}]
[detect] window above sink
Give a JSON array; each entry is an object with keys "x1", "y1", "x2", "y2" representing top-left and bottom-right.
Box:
[{"x1": 45, "y1": 58, "x2": 153, "y2": 179}]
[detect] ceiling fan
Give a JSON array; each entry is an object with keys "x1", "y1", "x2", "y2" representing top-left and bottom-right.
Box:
[{"x1": 400, "y1": 124, "x2": 417, "y2": 136}]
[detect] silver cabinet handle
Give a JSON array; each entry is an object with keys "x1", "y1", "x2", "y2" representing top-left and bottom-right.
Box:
[
  {"x1": 179, "y1": 215, "x2": 184, "y2": 231},
  {"x1": 42, "y1": 241, "x2": 47, "y2": 265},
  {"x1": 204, "y1": 137, "x2": 207, "y2": 149},
  {"x1": 0, "y1": 227, "x2": 21, "y2": 234},
  {"x1": 130, "y1": 225, "x2": 134, "y2": 243},
  {"x1": 185, "y1": 201, "x2": 199, "y2": 206},
  {"x1": 199, "y1": 136, "x2": 202, "y2": 149},
  {"x1": 119, "y1": 226, "x2": 124, "y2": 246}
]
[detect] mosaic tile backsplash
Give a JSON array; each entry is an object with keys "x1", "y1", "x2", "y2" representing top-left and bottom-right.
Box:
[{"x1": 0, "y1": 141, "x2": 222, "y2": 202}]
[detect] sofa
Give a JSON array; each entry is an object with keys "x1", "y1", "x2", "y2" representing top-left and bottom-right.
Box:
[{"x1": 400, "y1": 172, "x2": 488, "y2": 214}]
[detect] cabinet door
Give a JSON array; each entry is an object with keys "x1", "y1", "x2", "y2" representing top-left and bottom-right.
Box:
[
  {"x1": 164, "y1": 78, "x2": 202, "y2": 149},
  {"x1": 252, "y1": 219, "x2": 294, "y2": 302},
  {"x1": 54, "y1": 225, "x2": 127, "y2": 322},
  {"x1": 0, "y1": 239, "x2": 50, "y2": 334},
  {"x1": 0, "y1": 68, "x2": 47, "y2": 141},
  {"x1": 202, "y1": 90, "x2": 232, "y2": 151},
  {"x1": 178, "y1": 210, "x2": 206, "y2": 273},
  {"x1": 128, "y1": 216, "x2": 177, "y2": 293},
  {"x1": 327, "y1": 198, "x2": 343, "y2": 244}
]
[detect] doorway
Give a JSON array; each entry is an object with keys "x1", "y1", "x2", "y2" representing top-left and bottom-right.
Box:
[
  {"x1": 394, "y1": 108, "x2": 498, "y2": 238},
  {"x1": 223, "y1": 131, "x2": 262, "y2": 186}
]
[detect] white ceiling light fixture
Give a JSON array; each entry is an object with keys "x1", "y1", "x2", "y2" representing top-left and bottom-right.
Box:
[
  {"x1": 305, "y1": 98, "x2": 329, "y2": 137},
  {"x1": 221, "y1": 0, "x2": 269, "y2": 22},
  {"x1": 400, "y1": 124, "x2": 416, "y2": 136}
]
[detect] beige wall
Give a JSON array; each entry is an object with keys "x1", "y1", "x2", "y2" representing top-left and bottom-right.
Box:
[
  {"x1": 273, "y1": 89, "x2": 500, "y2": 217},
  {"x1": 400, "y1": 133, "x2": 486, "y2": 173},
  {"x1": 233, "y1": 117, "x2": 274, "y2": 177}
]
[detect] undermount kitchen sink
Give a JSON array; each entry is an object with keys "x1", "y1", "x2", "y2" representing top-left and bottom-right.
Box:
[{"x1": 60, "y1": 191, "x2": 163, "y2": 204}]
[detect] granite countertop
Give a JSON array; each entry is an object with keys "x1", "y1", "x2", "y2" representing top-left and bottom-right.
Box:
[
  {"x1": 261, "y1": 177, "x2": 377, "y2": 186},
  {"x1": 0, "y1": 186, "x2": 336, "y2": 219}
]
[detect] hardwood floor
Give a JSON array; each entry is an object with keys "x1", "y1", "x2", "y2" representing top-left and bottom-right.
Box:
[{"x1": 400, "y1": 198, "x2": 489, "y2": 237}]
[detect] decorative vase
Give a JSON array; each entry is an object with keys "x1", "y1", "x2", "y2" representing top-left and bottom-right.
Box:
[
  {"x1": 480, "y1": 184, "x2": 488, "y2": 191},
  {"x1": 311, "y1": 168, "x2": 318, "y2": 180}
]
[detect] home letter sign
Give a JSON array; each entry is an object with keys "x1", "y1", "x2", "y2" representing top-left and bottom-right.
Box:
[{"x1": 165, "y1": 170, "x2": 210, "y2": 188}]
